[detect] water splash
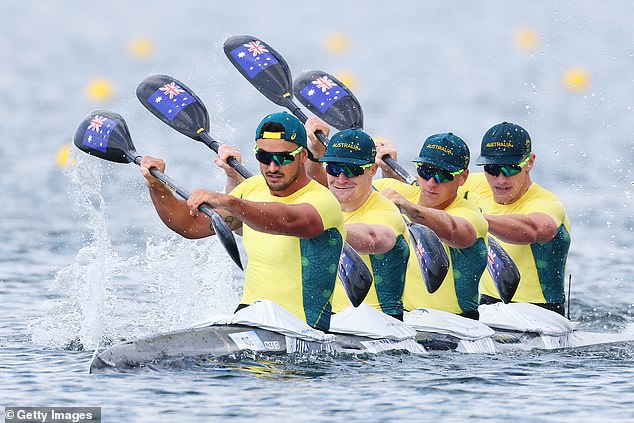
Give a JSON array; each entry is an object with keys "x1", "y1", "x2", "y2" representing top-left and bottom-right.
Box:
[{"x1": 30, "y1": 154, "x2": 241, "y2": 350}]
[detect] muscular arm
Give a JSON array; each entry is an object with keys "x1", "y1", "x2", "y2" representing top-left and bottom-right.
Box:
[
  {"x1": 147, "y1": 185, "x2": 222, "y2": 239},
  {"x1": 345, "y1": 223, "x2": 396, "y2": 254},
  {"x1": 189, "y1": 190, "x2": 325, "y2": 238},
  {"x1": 140, "y1": 156, "x2": 226, "y2": 239},
  {"x1": 382, "y1": 189, "x2": 476, "y2": 248},
  {"x1": 485, "y1": 212, "x2": 558, "y2": 244}
]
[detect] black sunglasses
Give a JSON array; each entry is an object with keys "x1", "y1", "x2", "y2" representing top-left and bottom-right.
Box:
[
  {"x1": 415, "y1": 163, "x2": 463, "y2": 183},
  {"x1": 483, "y1": 156, "x2": 530, "y2": 177},
  {"x1": 324, "y1": 162, "x2": 373, "y2": 178},
  {"x1": 253, "y1": 145, "x2": 303, "y2": 166}
]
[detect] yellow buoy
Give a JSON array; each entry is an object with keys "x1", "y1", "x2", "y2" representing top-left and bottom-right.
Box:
[
  {"x1": 86, "y1": 78, "x2": 114, "y2": 101},
  {"x1": 128, "y1": 37, "x2": 154, "y2": 59},
  {"x1": 563, "y1": 67, "x2": 590, "y2": 92},
  {"x1": 56, "y1": 144, "x2": 76, "y2": 169},
  {"x1": 515, "y1": 27, "x2": 540, "y2": 51},
  {"x1": 334, "y1": 71, "x2": 357, "y2": 91},
  {"x1": 326, "y1": 33, "x2": 351, "y2": 55}
]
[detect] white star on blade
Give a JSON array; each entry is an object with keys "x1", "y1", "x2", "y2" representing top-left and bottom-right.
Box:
[
  {"x1": 155, "y1": 96, "x2": 162, "y2": 103},
  {"x1": 238, "y1": 51, "x2": 245, "y2": 58},
  {"x1": 307, "y1": 89, "x2": 315, "y2": 96}
]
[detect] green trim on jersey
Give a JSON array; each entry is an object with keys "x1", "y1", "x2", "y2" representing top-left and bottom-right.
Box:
[
  {"x1": 451, "y1": 237, "x2": 488, "y2": 313},
  {"x1": 300, "y1": 227, "x2": 342, "y2": 331},
  {"x1": 369, "y1": 234, "x2": 409, "y2": 316},
  {"x1": 531, "y1": 224, "x2": 571, "y2": 304}
]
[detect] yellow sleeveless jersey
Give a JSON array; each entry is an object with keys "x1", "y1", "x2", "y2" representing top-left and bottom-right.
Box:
[
  {"x1": 374, "y1": 178, "x2": 488, "y2": 315},
  {"x1": 461, "y1": 172, "x2": 571, "y2": 304},
  {"x1": 230, "y1": 175, "x2": 345, "y2": 331},
  {"x1": 330, "y1": 191, "x2": 409, "y2": 316}
]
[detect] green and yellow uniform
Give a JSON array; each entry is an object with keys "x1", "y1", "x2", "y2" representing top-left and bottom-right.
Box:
[
  {"x1": 460, "y1": 172, "x2": 571, "y2": 305},
  {"x1": 330, "y1": 191, "x2": 409, "y2": 317},
  {"x1": 375, "y1": 178, "x2": 488, "y2": 316},
  {"x1": 230, "y1": 175, "x2": 345, "y2": 331}
]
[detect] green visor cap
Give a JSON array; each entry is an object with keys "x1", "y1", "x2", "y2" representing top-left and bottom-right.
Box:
[
  {"x1": 476, "y1": 122, "x2": 531, "y2": 165},
  {"x1": 319, "y1": 128, "x2": 376, "y2": 165},
  {"x1": 255, "y1": 111, "x2": 307, "y2": 148},
  {"x1": 413, "y1": 132, "x2": 470, "y2": 172}
]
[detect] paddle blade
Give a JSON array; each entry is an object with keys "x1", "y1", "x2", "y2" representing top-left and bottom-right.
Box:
[
  {"x1": 487, "y1": 236, "x2": 520, "y2": 303},
  {"x1": 136, "y1": 75, "x2": 209, "y2": 140},
  {"x1": 407, "y1": 223, "x2": 449, "y2": 293},
  {"x1": 73, "y1": 110, "x2": 137, "y2": 163},
  {"x1": 210, "y1": 213, "x2": 243, "y2": 270},
  {"x1": 338, "y1": 244, "x2": 373, "y2": 307},
  {"x1": 223, "y1": 35, "x2": 293, "y2": 106},
  {"x1": 294, "y1": 70, "x2": 364, "y2": 130}
]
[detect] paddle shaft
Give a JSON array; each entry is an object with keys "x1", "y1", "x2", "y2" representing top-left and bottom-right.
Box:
[
  {"x1": 383, "y1": 156, "x2": 418, "y2": 185},
  {"x1": 281, "y1": 97, "x2": 332, "y2": 147},
  {"x1": 132, "y1": 156, "x2": 219, "y2": 220}
]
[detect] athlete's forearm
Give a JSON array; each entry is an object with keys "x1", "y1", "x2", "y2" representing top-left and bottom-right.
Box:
[
  {"x1": 222, "y1": 197, "x2": 324, "y2": 238},
  {"x1": 148, "y1": 187, "x2": 215, "y2": 239},
  {"x1": 485, "y1": 213, "x2": 557, "y2": 244},
  {"x1": 345, "y1": 223, "x2": 396, "y2": 254},
  {"x1": 401, "y1": 203, "x2": 476, "y2": 248}
]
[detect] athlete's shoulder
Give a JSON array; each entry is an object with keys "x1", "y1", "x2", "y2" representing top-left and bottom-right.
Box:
[{"x1": 230, "y1": 174, "x2": 266, "y2": 198}]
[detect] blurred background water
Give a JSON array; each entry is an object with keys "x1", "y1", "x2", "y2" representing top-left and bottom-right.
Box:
[{"x1": 1, "y1": 0, "x2": 633, "y2": 421}]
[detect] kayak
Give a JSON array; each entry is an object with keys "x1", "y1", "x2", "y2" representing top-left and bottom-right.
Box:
[
  {"x1": 89, "y1": 301, "x2": 633, "y2": 373},
  {"x1": 89, "y1": 301, "x2": 493, "y2": 372}
]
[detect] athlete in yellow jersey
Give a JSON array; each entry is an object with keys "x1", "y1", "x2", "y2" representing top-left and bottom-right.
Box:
[
  {"x1": 375, "y1": 133, "x2": 488, "y2": 319},
  {"x1": 139, "y1": 112, "x2": 345, "y2": 331},
  {"x1": 304, "y1": 118, "x2": 409, "y2": 320},
  {"x1": 461, "y1": 122, "x2": 571, "y2": 315}
]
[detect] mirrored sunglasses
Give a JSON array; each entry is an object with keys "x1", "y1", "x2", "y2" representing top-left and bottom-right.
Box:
[
  {"x1": 415, "y1": 163, "x2": 463, "y2": 183},
  {"x1": 483, "y1": 156, "x2": 530, "y2": 177},
  {"x1": 324, "y1": 162, "x2": 373, "y2": 178},
  {"x1": 254, "y1": 144, "x2": 303, "y2": 166}
]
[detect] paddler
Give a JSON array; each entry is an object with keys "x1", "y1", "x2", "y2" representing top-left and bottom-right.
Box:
[
  {"x1": 139, "y1": 112, "x2": 345, "y2": 332},
  {"x1": 461, "y1": 122, "x2": 571, "y2": 316},
  {"x1": 304, "y1": 117, "x2": 410, "y2": 320},
  {"x1": 374, "y1": 133, "x2": 489, "y2": 320}
]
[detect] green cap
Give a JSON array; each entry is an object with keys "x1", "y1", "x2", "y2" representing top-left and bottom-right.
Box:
[
  {"x1": 319, "y1": 128, "x2": 376, "y2": 165},
  {"x1": 413, "y1": 133, "x2": 470, "y2": 172},
  {"x1": 255, "y1": 112, "x2": 307, "y2": 148},
  {"x1": 476, "y1": 122, "x2": 531, "y2": 165}
]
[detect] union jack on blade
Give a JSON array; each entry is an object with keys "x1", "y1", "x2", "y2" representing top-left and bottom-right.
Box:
[
  {"x1": 159, "y1": 82, "x2": 184, "y2": 100},
  {"x1": 88, "y1": 115, "x2": 106, "y2": 131},
  {"x1": 313, "y1": 76, "x2": 337, "y2": 93},
  {"x1": 244, "y1": 41, "x2": 269, "y2": 57}
]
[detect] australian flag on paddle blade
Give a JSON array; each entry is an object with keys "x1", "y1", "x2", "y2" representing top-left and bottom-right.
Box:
[
  {"x1": 229, "y1": 40, "x2": 279, "y2": 79},
  {"x1": 83, "y1": 114, "x2": 118, "y2": 153},
  {"x1": 487, "y1": 248, "x2": 504, "y2": 283},
  {"x1": 299, "y1": 75, "x2": 349, "y2": 114},
  {"x1": 147, "y1": 82, "x2": 197, "y2": 121}
]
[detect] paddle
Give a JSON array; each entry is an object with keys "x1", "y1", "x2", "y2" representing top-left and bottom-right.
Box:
[
  {"x1": 135, "y1": 74, "x2": 372, "y2": 307},
  {"x1": 294, "y1": 69, "x2": 520, "y2": 303},
  {"x1": 293, "y1": 70, "x2": 449, "y2": 294},
  {"x1": 72, "y1": 110, "x2": 243, "y2": 270}
]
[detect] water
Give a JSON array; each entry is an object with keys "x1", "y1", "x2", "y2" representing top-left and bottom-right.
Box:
[{"x1": 2, "y1": 0, "x2": 634, "y2": 421}]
